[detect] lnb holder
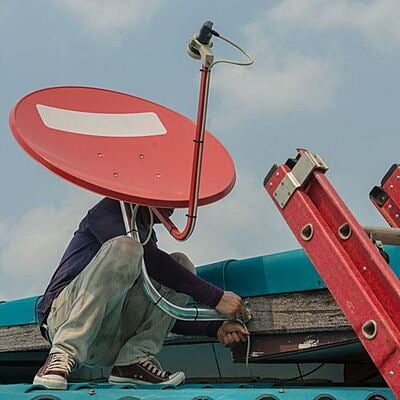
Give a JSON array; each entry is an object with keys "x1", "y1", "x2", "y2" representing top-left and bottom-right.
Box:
[{"x1": 188, "y1": 21, "x2": 215, "y2": 66}]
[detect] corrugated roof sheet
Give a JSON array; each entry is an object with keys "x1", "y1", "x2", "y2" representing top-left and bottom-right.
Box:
[{"x1": 0, "y1": 383, "x2": 394, "y2": 400}]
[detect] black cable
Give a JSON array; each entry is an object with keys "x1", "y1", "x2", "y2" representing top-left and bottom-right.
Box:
[
  {"x1": 296, "y1": 363, "x2": 304, "y2": 381},
  {"x1": 154, "y1": 296, "x2": 163, "y2": 306},
  {"x1": 211, "y1": 343, "x2": 222, "y2": 378},
  {"x1": 272, "y1": 363, "x2": 325, "y2": 387},
  {"x1": 357, "y1": 370, "x2": 380, "y2": 383}
]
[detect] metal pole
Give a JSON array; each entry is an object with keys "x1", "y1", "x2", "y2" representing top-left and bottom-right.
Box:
[
  {"x1": 151, "y1": 65, "x2": 211, "y2": 241},
  {"x1": 364, "y1": 225, "x2": 400, "y2": 246}
]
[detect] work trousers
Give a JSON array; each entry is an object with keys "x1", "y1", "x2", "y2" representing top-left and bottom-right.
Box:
[{"x1": 46, "y1": 235, "x2": 194, "y2": 368}]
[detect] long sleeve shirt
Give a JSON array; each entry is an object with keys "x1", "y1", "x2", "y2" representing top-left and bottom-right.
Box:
[{"x1": 36, "y1": 198, "x2": 223, "y2": 338}]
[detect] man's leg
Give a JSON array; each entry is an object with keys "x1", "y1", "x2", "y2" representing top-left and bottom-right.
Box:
[
  {"x1": 108, "y1": 252, "x2": 195, "y2": 385},
  {"x1": 34, "y1": 236, "x2": 143, "y2": 389}
]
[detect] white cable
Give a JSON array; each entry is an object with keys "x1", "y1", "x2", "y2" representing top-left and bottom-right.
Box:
[
  {"x1": 236, "y1": 319, "x2": 259, "y2": 381},
  {"x1": 210, "y1": 34, "x2": 254, "y2": 69},
  {"x1": 130, "y1": 204, "x2": 154, "y2": 245}
]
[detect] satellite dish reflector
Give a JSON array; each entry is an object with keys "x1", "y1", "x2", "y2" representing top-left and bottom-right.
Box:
[{"x1": 9, "y1": 86, "x2": 236, "y2": 208}]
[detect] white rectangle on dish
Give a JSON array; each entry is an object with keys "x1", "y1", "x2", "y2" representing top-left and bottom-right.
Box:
[{"x1": 36, "y1": 104, "x2": 167, "y2": 137}]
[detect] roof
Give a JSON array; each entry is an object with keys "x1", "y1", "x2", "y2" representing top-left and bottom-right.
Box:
[
  {"x1": 3, "y1": 245, "x2": 400, "y2": 328},
  {"x1": 0, "y1": 383, "x2": 394, "y2": 400},
  {"x1": 1, "y1": 247, "x2": 399, "y2": 398}
]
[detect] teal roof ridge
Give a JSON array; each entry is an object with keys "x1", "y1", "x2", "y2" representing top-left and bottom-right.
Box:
[
  {"x1": 2, "y1": 246, "x2": 400, "y2": 328},
  {"x1": 0, "y1": 383, "x2": 395, "y2": 400}
]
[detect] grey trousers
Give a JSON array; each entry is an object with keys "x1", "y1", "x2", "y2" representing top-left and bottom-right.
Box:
[{"x1": 47, "y1": 236, "x2": 194, "y2": 368}]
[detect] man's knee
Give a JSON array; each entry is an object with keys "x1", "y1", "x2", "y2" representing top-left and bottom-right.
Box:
[
  {"x1": 169, "y1": 252, "x2": 196, "y2": 275},
  {"x1": 105, "y1": 236, "x2": 143, "y2": 281}
]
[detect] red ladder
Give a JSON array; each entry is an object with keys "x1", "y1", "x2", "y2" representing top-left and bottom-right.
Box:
[
  {"x1": 264, "y1": 149, "x2": 400, "y2": 397},
  {"x1": 370, "y1": 164, "x2": 400, "y2": 228}
]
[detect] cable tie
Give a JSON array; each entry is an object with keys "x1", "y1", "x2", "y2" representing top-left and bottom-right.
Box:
[{"x1": 154, "y1": 296, "x2": 163, "y2": 306}]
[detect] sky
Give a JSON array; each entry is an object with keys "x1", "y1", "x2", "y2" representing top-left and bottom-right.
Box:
[{"x1": 1, "y1": 0, "x2": 400, "y2": 300}]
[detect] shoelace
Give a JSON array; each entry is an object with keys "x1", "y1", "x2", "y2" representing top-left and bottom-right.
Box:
[
  {"x1": 140, "y1": 360, "x2": 168, "y2": 378},
  {"x1": 45, "y1": 353, "x2": 75, "y2": 374}
]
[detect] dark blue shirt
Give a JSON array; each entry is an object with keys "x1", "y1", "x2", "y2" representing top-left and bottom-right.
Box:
[{"x1": 37, "y1": 198, "x2": 223, "y2": 337}]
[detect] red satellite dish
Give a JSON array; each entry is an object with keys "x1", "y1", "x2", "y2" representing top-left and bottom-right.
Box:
[{"x1": 9, "y1": 86, "x2": 235, "y2": 208}]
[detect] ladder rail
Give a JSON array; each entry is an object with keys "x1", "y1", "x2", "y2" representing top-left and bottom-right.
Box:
[
  {"x1": 371, "y1": 164, "x2": 400, "y2": 228},
  {"x1": 265, "y1": 150, "x2": 400, "y2": 397}
]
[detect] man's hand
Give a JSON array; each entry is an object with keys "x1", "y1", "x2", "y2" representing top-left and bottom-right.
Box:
[
  {"x1": 217, "y1": 321, "x2": 249, "y2": 347},
  {"x1": 215, "y1": 291, "x2": 247, "y2": 320}
]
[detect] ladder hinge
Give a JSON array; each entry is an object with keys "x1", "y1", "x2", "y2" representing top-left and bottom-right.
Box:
[{"x1": 274, "y1": 151, "x2": 329, "y2": 208}]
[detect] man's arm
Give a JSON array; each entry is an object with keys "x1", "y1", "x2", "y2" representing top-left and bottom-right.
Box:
[
  {"x1": 87, "y1": 199, "x2": 246, "y2": 319},
  {"x1": 172, "y1": 320, "x2": 249, "y2": 347},
  {"x1": 144, "y1": 241, "x2": 223, "y2": 308}
]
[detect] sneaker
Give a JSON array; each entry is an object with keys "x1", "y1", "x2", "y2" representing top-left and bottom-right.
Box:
[
  {"x1": 109, "y1": 358, "x2": 185, "y2": 385},
  {"x1": 33, "y1": 352, "x2": 76, "y2": 390}
]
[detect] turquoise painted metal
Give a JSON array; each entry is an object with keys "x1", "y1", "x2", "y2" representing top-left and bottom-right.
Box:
[
  {"x1": 0, "y1": 383, "x2": 394, "y2": 400},
  {"x1": 2, "y1": 246, "x2": 400, "y2": 328},
  {"x1": 197, "y1": 245, "x2": 400, "y2": 297},
  {"x1": 0, "y1": 296, "x2": 40, "y2": 327}
]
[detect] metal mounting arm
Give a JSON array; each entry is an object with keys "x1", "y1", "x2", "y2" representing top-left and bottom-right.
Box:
[
  {"x1": 151, "y1": 21, "x2": 253, "y2": 242},
  {"x1": 151, "y1": 63, "x2": 211, "y2": 241}
]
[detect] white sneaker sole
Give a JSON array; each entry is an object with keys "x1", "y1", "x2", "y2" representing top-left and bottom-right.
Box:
[
  {"x1": 109, "y1": 371, "x2": 185, "y2": 386},
  {"x1": 33, "y1": 374, "x2": 67, "y2": 390}
]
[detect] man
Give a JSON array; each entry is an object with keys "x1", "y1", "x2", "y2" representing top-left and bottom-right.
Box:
[{"x1": 34, "y1": 198, "x2": 249, "y2": 389}]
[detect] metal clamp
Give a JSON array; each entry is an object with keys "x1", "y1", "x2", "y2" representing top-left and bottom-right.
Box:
[
  {"x1": 273, "y1": 151, "x2": 329, "y2": 208},
  {"x1": 188, "y1": 35, "x2": 214, "y2": 67}
]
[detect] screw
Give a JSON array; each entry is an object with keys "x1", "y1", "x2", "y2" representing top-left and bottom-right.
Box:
[
  {"x1": 390, "y1": 184, "x2": 394, "y2": 189},
  {"x1": 397, "y1": 176, "x2": 400, "y2": 180},
  {"x1": 113, "y1": 172, "x2": 118, "y2": 177},
  {"x1": 396, "y1": 214, "x2": 399, "y2": 219},
  {"x1": 388, "y1": 204, "x2": 392, "y2": 209},
  {"x1": 269, "y1": 182, "x2": 273, "y2": 187},
  {"x1": 389, "y1": 370, "x2": 395, "y2": 376},
  {"x1": 88, "y1": 389, "x2": 96, "y2": 395},
  {"x1": 362, "y1": 266, "x2": 367, "y2": 271},
  {"x1": 276, "y1": 172, "x2": 280, "y2": 177},
  {"x1": 139, "y1": 154, "x2": 144, "y2": 159},
  {"x1": 279, "y1": 388, "x2": 285, "y2": 393},
  {"x1": 97, "y1": 152, "x2": 103, "y2": 157},
  {"x1": 156, "y1": 173, "x2": 161, "y2": 178}
]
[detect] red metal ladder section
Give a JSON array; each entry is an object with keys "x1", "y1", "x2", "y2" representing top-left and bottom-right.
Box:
[
  {"x1": 370, "y1": 164, "x2": 400, "y2": 228},
  {"x1": 264, "y1": 149, "x2": 400, "y2": 397}
]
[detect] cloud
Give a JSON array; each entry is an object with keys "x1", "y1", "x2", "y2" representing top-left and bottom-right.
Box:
[
  {"x1": 0, "y1": 175, "x2": 296, "y2": 300},
  {"x1": 268, "y1": 0, "x2": 400, "y2": 49},
  {"x1": 56, "y1": 0, "x2": 163, "y2": 37},
  {"x1": 214, "y1": 51, "x2": 339, "y2": 120},
  {"x1": 0, "y1": 190, "x2": 97, "y2": 300},
  {"x1": 213, "y1": 0, "x2": 400, "y2": 125},
  {"x1": 212, "y1": 3, "x2": 341, "y2": 125},
  {"x1": 157, "y1": 170, "x2": 297, "y2": 266}
]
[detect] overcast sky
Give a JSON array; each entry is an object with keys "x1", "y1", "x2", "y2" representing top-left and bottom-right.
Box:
[{"x1": 1, "y1": 0, "x2": 400, "y2": 300}]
